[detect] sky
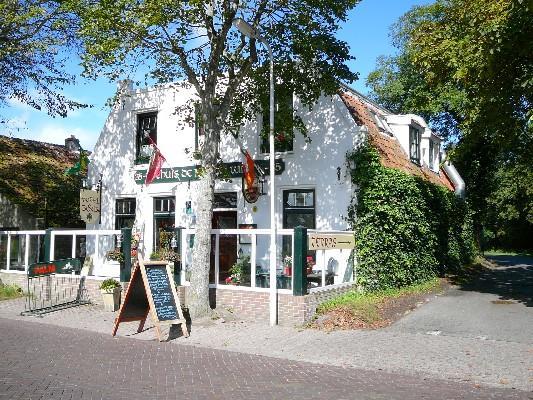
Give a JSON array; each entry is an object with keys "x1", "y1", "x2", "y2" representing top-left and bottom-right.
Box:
[{"x1": 2, "y1": 0, "x2": 430, "y2": 151}]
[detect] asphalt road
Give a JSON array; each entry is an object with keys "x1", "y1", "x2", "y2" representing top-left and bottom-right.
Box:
[
  {"x1": 389, "y1": 254, "x2": 533, "y2": 343},
  {"x1": 0, "y1": 317, "x2": 530, "y2": 400}
]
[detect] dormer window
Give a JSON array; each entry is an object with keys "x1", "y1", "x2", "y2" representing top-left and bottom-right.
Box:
[
  {"x1": 409, "y1": 126, "x2": 421, "y2": 164},
  {"x1": 429, "y1": 140, "x2": 434, "y2": 169},
  {"x1": 136, "y1": 112, "x2": 157, "y2": 164}
]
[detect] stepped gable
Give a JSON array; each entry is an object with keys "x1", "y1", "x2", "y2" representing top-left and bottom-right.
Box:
[{"x1": 339, "y1": 92, "x2": 454, "y2": 191}]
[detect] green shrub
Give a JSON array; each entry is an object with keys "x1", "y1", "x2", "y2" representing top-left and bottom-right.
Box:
[
  {"x1": 100, "y1": 278, "x2": 121, "y2": 291},
  {"x1": 347, "y1": 145, "x2": 476, "y2": 291},
  {"x1": 0, "y1": 282, "x2": 24, "y2": 300}
]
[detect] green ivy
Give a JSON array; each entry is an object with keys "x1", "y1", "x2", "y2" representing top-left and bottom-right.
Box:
[{"x1": 347, "y1": 145, "x2": 476, "y2": 291}]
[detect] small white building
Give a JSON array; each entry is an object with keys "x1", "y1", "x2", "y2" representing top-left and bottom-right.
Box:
[{"x1": 85, "y1": 82, "x2": 461, "y2": 322}]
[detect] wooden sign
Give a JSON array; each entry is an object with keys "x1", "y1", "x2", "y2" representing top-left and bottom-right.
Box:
[
  {"x1": 308, "y1": 233, "x2": 356, "y2": 250},
  {"x1": 79, "y1": 189, "x2": 100, "y2": 224},
  {"x1": 112, "y1": 258, "x2": 188, "y2": 341}
]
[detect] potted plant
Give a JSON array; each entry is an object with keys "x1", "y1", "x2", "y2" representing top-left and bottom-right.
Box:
[
  {"x1": 225, "y1": 256, "x2": 250, "y2": 285},
  {"x1": 283, "y1": 255, "x2": 292, "y2": 277},
  {"x1": 100, "y1": 278, "x2": 121, "y2": 312}
]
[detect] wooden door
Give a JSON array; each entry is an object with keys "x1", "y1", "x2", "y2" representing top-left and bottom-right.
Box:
[{"x1": 210, "y1": 211, "x2": 237, "y2": 284}]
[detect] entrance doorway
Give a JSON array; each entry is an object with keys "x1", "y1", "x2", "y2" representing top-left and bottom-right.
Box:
[{"x1": 210, "y1": 210, "x2": 237, "y2": 284}]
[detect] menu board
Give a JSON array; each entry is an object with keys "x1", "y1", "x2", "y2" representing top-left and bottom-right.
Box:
[
  {"x1": 112, "y1": 259, "x2": 189, "y2": 341},
  {"x1": 144, "y1": 265, "x2": 178, "y2": 322}
]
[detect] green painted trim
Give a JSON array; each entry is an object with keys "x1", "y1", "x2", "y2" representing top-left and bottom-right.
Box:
[
  {"x1": 293, "y1": 226, "x2": 308, "y2": 296},
  {"x1": 133, "y1": 159, "x2": 285, "y2": 184},
  {"x1": 121, "y1": 227, "x2": 132, "y2": 282}
]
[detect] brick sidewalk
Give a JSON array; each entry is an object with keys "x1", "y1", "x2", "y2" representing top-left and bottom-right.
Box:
[
  {"x1": 1, "y1": 317, "x2": 530, "y2": 400},
  {"x1": 0, "y1": 296, "x2": 531, "y2": 394}
]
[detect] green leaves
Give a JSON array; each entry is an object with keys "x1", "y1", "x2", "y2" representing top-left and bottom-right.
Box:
[{"x1": 348, "y1": 146, "x2": 476, "y2": 291}]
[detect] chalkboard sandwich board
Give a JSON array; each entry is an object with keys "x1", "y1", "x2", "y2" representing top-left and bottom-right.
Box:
[{"x1": 112, "y1": 256, "x2": 188, "y2": 341}]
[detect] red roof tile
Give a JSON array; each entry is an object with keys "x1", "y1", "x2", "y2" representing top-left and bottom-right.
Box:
[{"x1": 340, "y1": 92, "x2": 455, "y2": 191}]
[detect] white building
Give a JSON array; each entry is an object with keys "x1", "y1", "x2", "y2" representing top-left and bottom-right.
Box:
[{"x1": 86, "y1": 81, "x2": 461, "y2": 301}]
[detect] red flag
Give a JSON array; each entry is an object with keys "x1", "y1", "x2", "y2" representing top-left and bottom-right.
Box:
[
  {"x1": 243, "y1": 151, "x2": 255, "y2": 189},
  {"x1": 145, "y1": 146, "x2": 166, "y2": 185}
]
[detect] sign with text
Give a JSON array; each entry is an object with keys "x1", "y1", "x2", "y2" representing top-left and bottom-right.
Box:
[
  {"x1": 28, "y1": 258, "x2": 81, "y2": 277},
  {"x1": 79, "y1": 189, "x2": 100, "y2": 224},
  {"x1": 133, "y1": 159, "x2": 285, "y2": 185},
  {"x1": 112, "y1": 259, "x2": 188, "y2": 341},
  {"x1": 308, "y1": 233, "x2": 356, "y2": 250}
]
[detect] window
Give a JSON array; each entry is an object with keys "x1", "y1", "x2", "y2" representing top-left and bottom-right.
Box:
[
  {"x1": 429, "y1": 140, "x2": 434, "y2": 169},
  {"x1": 409, "y1": 126, "x2": 421, "y2": 164},
  {"x1": 153, "y1": 197, "x2": 175, "y2": 250},
  {"x1": 136, "y1": 112, "x2": 157, "y2": 164},
  {"x1": 115, "y1": 198, "x2": 136, "y2": 229},
  {"x1": 213, "y1": 192, "x2": 237, "y2": 209},
  {"x1": 260, "y1": 86, "x2": 294, "y2": 153},
  {"x1": 282, "y1": 189, "x2": 315, "y2": 257}
]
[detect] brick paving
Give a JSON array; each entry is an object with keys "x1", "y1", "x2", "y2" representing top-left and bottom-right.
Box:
[{"x1": 1, "y1": 317, "x2": 530, "y2": 400}]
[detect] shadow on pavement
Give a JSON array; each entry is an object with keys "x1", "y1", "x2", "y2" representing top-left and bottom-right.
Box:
[{"x1": 454, "y1": 255, "x2": 533, "y2": 307}]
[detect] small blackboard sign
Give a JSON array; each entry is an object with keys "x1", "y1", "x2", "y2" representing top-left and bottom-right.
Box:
[
  {"x1": 112, "y1": 258, "x2": 188, "y2": 341},
  {"x1": 144, "y1": 264, "x2": 178, "y2": 321}
]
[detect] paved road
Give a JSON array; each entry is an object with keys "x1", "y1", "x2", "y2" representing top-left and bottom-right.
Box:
[
  {"x1": 390, "y1": 254, "x2": 533, "y2": 343},
  {"x1": 0, "y1": 255, "x2": 531, "y2": 396},
  {"x1": 0, "y1": 317, "x2": 529, "y2": 400}
]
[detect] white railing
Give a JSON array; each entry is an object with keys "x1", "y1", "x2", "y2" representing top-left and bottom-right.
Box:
[
  {"x1": 0, "y1": 229, "x2": 120, "y2": 277},
  {"x1": 181, "y1": 228, "x2": 294, "y2": 292},
  {"x1": 0, "y1": 230, "x2": 46, "y2": 273},
  {"x1": 2, "y1": 228, "x2": 356, "y2": 290}
]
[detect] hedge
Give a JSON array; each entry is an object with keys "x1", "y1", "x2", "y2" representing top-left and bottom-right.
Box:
[{"x1": 347, "y1": 145, "x2": 476, "y2": 291}]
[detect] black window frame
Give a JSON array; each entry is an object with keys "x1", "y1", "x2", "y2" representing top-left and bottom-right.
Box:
[
  {"x1": 282, "y1": 188, "x2": 315, "y2": 259},
  {"x1": 115, "y1": 198, "x2": 136, "y2": 230},
  {"x1": 409, "y1": 126, "x2": 421, "y2": 164},
  {"x1": 153, "y1": 196, "x2": 175, "y2": 250},
  {"x1": 429, "y1": 140, "x2": 434, "y2": 169},
  {"x1": 136, "y1": 112, "x2": 158, "y2": 164}
]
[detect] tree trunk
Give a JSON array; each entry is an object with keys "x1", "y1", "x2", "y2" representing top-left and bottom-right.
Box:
[{"x1": 186, "y1": 104, "x2": 218, "y2": 318}]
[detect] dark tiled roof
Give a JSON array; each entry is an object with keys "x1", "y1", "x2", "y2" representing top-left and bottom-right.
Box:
[
  {"x1": 0, "y1": 135, "x2": 81, "y2": 223},
  {"x1": 339, "y1": 92, "x2": 455, "y2": 191}
]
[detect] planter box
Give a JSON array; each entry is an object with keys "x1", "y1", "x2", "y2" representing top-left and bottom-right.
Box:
[{"x1": 100, "y1": 287, "x2": 121, "y2": 312}]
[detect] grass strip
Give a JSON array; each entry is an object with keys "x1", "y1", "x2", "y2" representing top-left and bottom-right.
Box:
[
  {"x1": 316, "y1": 278, "x2": 442, "y2": 325},
  {"x1": 0, "y1": 283, "x2": 24, "y2": 301}
]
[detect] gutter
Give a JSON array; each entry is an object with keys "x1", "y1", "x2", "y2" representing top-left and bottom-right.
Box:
[{"x1": 443, "y1": 161, "x2": 465, "y2": 198}]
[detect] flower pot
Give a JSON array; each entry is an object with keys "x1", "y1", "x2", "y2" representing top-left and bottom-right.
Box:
[{"x1": 100, "y1": 287, "x2": 121, "y2": 312}]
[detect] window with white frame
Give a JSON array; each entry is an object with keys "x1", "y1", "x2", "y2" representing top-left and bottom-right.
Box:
[{"x1": 409, "y1": 126, "x2": 421, "y2": 164}]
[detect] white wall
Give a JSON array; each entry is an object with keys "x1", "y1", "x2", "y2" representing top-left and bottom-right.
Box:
[{"x1": 88, "y1": 84, "x2": 363, "y2": 277}]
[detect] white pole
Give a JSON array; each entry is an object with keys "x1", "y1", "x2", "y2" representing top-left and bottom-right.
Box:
[{"x1": 265, "y1": 41, "x2": 277, "y2": 326}]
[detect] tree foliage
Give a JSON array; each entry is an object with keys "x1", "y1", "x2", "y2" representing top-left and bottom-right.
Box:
[
  {"x1": 347, "y1": 145, "x2": 476, "y2": 291},
  {"x1": 367, "y1": 0, "x2": 533, "y2": 251},
  {"x1": 0, "y1": 0, "x2": 86, "y2": 119},
  {"x1": 70, "y1": 0, "x2": 359, "y2": 316}
]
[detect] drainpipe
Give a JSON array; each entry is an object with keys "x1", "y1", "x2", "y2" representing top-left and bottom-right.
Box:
[{"x1": 443, "y1": 161, "x2": 465, "y2": 198}]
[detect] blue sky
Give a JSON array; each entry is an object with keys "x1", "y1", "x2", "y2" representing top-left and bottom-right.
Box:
[{"x1": 3, "y1": 0, "x2": 429, "y2": 151}]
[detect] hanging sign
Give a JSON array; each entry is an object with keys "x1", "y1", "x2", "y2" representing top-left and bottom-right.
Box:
[
  {"x1": 80, "y1": 189, "x2": 100, "y2": 224},
  {"x1": 308, "y1": 233, "x2": 356, "y2": 250},
  {"x1": 133, "y1": 159, "x2": 285, "y2": 185},
  {"x1": 112, "y1": 259, "x2": 188, "y2": 341}
]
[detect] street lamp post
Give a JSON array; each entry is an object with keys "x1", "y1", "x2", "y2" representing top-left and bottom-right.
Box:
[{"x1": 233, "y1": 18, "x2": 277, "y2": 326}]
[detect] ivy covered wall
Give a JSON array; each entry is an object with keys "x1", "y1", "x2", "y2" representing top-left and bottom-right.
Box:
[{"x1": 347, "y1": 145, "x2": 476, "y2": 291}]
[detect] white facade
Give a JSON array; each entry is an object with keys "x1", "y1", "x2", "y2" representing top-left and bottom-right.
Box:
[{"x1": 87, "y1": 83, "x2": 454, "y2": 285}]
